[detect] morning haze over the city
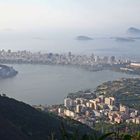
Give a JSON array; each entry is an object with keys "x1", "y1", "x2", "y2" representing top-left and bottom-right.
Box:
[{"x1": 0, "y1": 0, "x2": 140, "y2": 140}]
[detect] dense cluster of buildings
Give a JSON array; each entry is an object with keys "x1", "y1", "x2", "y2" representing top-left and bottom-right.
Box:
[
  {"x1": 1, "y1": 49, "x2": 140, "y2": 128},
  {"x1": 43, "y1": 94, "x2": 140, "y2": 128},
  {"x1": 1, "y1": 49, "x2": 140, "y2": 73},
  {"x1": 0, "y1": 49, "x2": 126, "y2": 66}
]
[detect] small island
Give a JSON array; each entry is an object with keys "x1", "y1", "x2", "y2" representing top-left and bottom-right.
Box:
[
  {"x1": 127, "y1": 27, "x2": 140, "y2": 35},
  {"x1": 114, "y1": 37, "x2": 135, "y2": 42},
  {"x1": 76, "y1": 35, "x2": 93, "y2": 41},
  {"x1": 0, "y1": 64, "x2": 18, "y2": 78}
]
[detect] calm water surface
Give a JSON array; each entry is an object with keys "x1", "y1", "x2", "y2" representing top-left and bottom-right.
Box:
[{"x1": 0, "y1": 64, "x2": 139, "y2": 105}]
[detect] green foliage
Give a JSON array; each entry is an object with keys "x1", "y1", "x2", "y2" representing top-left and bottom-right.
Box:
[
  {"x1": 131, "y1": 132, "x2": 140, "y2": 140},
  {"x1": 95, "y1": 78, "x2": 140, "y2": 110},
  {"x1": 56, "y1": 130, "x2": 140, "y2": 140},
  {"x1": 122, "y1": 134, "x2": 132, "y2": 140},
  {"x1": 49, "y1": 124, "x2": 140, "y2": 140},
  {"x1": 98, "y1": 132, "x2": 114, "y2": 140},
  {"x1": 1, "y1": 95, "x2": 140, "y2": 140},
  {"x1": 50, "y1": 123, "x2": 114, "y2": 140}
]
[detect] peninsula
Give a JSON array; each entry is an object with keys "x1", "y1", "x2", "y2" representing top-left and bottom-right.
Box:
[
  {"x1": 0, "y1": 64, "x2": 18, "y2": 78},
  {"x1": 40, "y1": 78, "x2": 140, "y2": 133}
]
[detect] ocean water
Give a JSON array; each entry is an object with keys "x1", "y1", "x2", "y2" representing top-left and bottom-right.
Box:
[{"x1": 0, "y1": 32, "x2": 140, "y2": 60}]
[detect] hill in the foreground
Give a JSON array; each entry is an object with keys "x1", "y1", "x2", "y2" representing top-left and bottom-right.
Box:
[{"x1": 0, "y1": 96, "x2": 93, "y2": 140}]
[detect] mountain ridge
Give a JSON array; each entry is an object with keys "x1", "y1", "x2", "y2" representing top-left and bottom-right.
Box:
[{"x1": 0, "y1": 95, "x2": 93, "y2": 140}]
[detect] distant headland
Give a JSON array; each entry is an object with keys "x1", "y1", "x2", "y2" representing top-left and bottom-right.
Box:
[
  {"x1": 111, "y1": 37, "x2": 135, "y2": 42},
  {"x1": 0, "y1": 64, "x2": 18, "y2": 79}
]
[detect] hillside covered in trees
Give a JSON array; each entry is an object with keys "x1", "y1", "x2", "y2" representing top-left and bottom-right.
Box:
[{"x1": 0, "y1": 95, "x2": 93, "y2": 140}]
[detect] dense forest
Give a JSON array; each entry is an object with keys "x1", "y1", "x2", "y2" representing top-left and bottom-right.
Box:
[{"x1": 0, "y1": 95, "x2": 93, "y2": 140}]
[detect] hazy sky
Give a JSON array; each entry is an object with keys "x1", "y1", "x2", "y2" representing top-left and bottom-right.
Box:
[{"x1": 0, "y1": 0, "x2": 140, "y2": 33}]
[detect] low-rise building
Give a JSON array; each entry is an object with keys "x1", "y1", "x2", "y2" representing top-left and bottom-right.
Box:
[
  {"x1": 64, "y1": 98, "x2": 75, "y2": 108},
  {"x1": 104, "y1": 97, "x2": 115, "y2": 106},
  {"x1": 120, "y1": 104, "x2": 129, "y2": 114},
  {"x1": 64, "y1": 109, "x2": 76, "y2": 118}
]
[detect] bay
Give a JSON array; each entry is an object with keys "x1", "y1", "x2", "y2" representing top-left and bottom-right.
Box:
[{"x1": 0, "y1": 64, "x2": 139, "y2": 105}]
